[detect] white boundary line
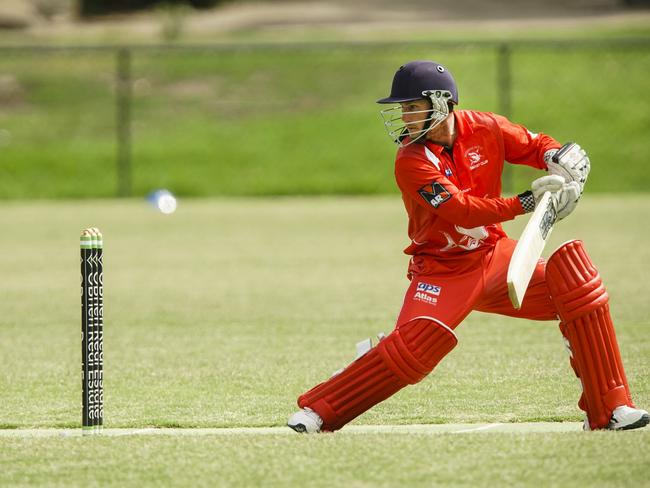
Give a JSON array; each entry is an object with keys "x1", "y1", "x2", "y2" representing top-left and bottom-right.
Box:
[
  {"x1": 452, "y1": 423, "x2": 503, "y2": 433},
  {"x1": 0, "y1": 422, "x2": 583, "y2": 438}
]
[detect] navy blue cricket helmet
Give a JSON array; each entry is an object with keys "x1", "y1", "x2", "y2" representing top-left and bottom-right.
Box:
[{"x1": 377, "y1": 60, "x2": 459, "y2": 105}]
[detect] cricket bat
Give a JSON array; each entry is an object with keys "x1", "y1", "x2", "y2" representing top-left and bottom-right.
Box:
[{"x1": 507, "y1": 191, "x2": 558, "y2": 309}]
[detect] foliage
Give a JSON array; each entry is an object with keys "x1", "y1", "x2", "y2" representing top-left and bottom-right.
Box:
[{"x1": 78, "y1": 0, "x2": 225, "y2": 17}]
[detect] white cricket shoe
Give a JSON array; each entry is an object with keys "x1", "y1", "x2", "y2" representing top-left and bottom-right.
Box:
[
  {"x1": 287, "y1": 407, "x2": 323, "y2": 433},
  {"x1": 607, "y1": 405, "x2": 650, "y2": 431}
]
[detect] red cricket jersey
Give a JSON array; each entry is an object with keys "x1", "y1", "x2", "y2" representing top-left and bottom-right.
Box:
[{"x1": 395, "y1": 110, "x2": 560, "y2": 258}]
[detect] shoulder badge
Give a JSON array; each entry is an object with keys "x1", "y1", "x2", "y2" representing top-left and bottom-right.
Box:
[{"x1": 418, "y1": 181, "x2": 452, "y2": 208}]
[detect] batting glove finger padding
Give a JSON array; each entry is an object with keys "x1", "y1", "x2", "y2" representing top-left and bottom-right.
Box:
[
  {"x1": 531, "y1": 174, "x2": 566, "y2": 203},
  {"x1": 516, "y1": 174, "x2": 566, "y2": 213},
  {"x1": 554, "y1": 181, "x2": 581, "y2": 220},
  {"x1": 545, "y1": 142, "x2": 591, "y2": 195}
]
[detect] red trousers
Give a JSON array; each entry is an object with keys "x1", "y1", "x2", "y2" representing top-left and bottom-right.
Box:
[{"x1": 396, "y1": 238, "x2": 558, "y2": 330}]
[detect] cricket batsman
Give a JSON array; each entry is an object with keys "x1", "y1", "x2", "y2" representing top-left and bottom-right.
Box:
[{"x1": 288, "y1": 60, "x2": 649, "y2": 433}]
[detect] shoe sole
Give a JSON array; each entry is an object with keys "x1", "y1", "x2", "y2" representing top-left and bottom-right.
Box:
[
  {"x1": 609, "y1": 413, "x2": 650, "y2": 431},
  {"x1": 287, "y1": 422, "x2": 307, "y2": 433}
]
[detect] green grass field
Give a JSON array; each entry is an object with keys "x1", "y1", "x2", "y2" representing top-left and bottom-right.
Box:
[{"x1": 0, "y1": 196, "x2": 648, "y2": 486}]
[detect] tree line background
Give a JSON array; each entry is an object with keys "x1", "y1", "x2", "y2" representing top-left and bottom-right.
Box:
[{"x1": 79, "y1": 0, "x2": 227, "y2": 17}]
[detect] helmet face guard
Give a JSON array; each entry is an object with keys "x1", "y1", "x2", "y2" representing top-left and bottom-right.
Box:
[
  {"x1": 377, "y1": 61, "x2": 458, "y2": 147},
  {"x1": 380, "y1": 90, "x2": 453, "y2": 147}
]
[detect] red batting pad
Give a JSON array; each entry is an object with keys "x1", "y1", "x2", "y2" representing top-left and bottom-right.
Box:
[
  {"x1": 546, "y1": 240, "x2": 633, "y2": 429},
  {"x1": 297, "y1": 318, "x2": 457, "y2": 432}
]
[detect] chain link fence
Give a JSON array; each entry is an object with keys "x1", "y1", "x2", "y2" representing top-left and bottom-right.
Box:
[{"x1": 0, "y1": 39, "x2": 648, "y2": 198}]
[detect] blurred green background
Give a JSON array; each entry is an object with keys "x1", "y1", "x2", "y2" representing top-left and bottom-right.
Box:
[
  {"x1": 0, "y1": 4, "x2": 649, "y2": 199},
  {"x1": 2, "y1": 3, "x2": 650, "y2": 487}
]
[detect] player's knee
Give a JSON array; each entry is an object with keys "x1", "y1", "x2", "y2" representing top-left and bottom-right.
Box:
[
  {"x1": 377, "y1": 318, "x2": 457, "y2": 385},
  {"x1": 546, "y1": 240, "x2": 608, "y2": 321}
]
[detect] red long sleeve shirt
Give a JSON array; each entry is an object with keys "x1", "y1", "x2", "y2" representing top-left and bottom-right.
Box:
[{"x1": 395, "y1": 110, "x2": 560, "y2": 257}]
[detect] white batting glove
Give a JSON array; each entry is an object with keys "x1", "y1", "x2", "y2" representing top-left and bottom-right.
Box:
[
  {"x1": 544, "y1": 142, "x2": 590, "y2": 195},
  {"x1": 555, "y1": 180, "x2": 581, "y2": 220},
  {"x1": 533, "y1": 175, "x2": 581, "y2": 220},
  {"x1": 531, "y1": 174, "x2": 565, "y2": 203},
  {"x1": 518, "y1": 175, "x2": 565, "y2": 213}
]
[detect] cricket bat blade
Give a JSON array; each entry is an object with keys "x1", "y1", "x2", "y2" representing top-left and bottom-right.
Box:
[{"x1": 507, "y1": 191, "x2": 558, "y2": 309}]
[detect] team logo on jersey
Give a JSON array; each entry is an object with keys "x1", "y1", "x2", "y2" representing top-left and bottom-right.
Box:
[
  {"x1": 414, "y1": 282, "x2": 441, "y2": 305},
  {"x1": 440, "y1": 225, "x2": 489, "y2": 252},
  {"x1": 418, "y1": 181, "x2": 451, "y2": 208},
  {"x1": 466, "y1": 146, "x2": 489, "y2": 170}
]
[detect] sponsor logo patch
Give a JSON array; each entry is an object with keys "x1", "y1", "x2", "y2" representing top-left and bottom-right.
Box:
[
  {"x1": 413, "y1": 282, "x2": 441, "y2": 306},
  {"x1": 418, "y1": 181, "x2": 451, "y2": 208}
]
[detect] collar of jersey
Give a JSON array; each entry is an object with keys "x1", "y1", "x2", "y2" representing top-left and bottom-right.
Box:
[
  {"x1": 422, "y1": 111, "x2": 473, "y2": 156},
  {"x1": 453, "y1": 110, "x2": 474, "y2": 138}
]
